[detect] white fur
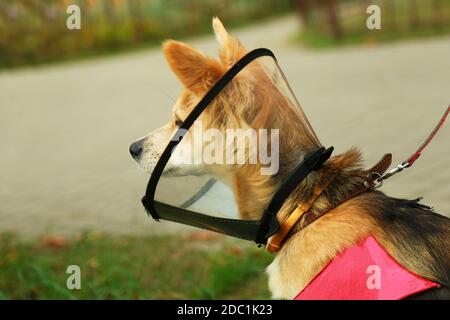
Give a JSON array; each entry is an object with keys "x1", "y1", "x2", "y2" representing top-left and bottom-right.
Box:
[
  {"x1": 212, "y1": 17, "x2": 228, "y2": 47},
  {"x1": 136, "y1": 122, "x2": 206, "y2": 177},
  {"x1": 266, "y1": 257, "x2": 300, "y2": 299}
]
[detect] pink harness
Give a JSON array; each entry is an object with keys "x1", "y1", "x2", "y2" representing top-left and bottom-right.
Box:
[{"x1": 294, "y1": 236, "x2": 440, "y2": 300}]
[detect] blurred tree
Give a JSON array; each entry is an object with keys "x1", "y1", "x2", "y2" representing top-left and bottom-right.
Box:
[
  {"x1": 324, "y1": 0, "x2": 342, "y2": 39},
  {"x1": 295, "y1": 0, "x2": 343, "y2": 39},
  {"x1": 296, "y1": 0, "x2": 312, "y2": 27},
  {"x1": 409, "y1": 0, "x2": 419, "y2": 29},
  {"x1": 102, "y1": 0, "x2": 115, "y2": 21},
  {"x1": 129, "y1": 0, "x2": 143, "y2": 42},
  {"x1": 385, "y1": 0, "x2": 397, "y2": 30},
  {"x1": 431, "y1": 0, "x2": 443, "y2": 28}
]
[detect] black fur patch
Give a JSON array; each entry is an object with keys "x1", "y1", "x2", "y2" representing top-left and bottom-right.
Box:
[{"x1": 367, "y1": 192, "x2": 450, "y2": 288}]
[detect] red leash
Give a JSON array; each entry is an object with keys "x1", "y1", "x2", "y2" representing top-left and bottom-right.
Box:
[{"x1": 376, "y1": 105, "x2": 449, "y2": 184}]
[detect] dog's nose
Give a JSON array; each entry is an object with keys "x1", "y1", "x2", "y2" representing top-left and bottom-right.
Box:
[{"x1": 129, "y1": 141, "x2": 143, "y2": 159}]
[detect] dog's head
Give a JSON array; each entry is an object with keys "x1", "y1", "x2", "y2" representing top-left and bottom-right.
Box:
[{"x1": 130, "y1": 18, "x2": 320, "y2": 214}]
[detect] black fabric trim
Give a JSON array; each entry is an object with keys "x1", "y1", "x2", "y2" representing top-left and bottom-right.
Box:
[{"x1": 154, "y1": 201, "x2": 261, "y2": 241}]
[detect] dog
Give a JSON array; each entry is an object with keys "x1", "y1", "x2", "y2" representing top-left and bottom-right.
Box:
[{"x1": 130, "y1": 18, "x2": 449, "y2": 299}]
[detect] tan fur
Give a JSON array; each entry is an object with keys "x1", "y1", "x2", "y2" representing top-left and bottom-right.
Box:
[
  {"x1": 163, "y1": 40, "x2": 226, "y2": 95},
  {"x1": 212, "y1": 17, "x2": 247, "y2": 66}
]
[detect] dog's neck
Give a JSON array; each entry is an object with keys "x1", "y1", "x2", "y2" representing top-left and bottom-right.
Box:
[
  {"x1": 233, "y1": 147, "x2": 366, "y2": 223},
  {"x1": 276, "y1": 148, "x2": 367, "y2": 231}
]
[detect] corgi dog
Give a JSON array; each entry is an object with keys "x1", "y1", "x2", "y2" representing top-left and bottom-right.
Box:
[{"x1": 130, "y1": 18, "x2": 449, "y2": 299}]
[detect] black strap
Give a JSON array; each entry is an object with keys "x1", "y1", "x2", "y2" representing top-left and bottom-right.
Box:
[
  {"x1": 153, "y1": 201, "x2": 261, "y2": 241},
  {"x1": 255, "y1": 147, "x2": 334, "y2": 244}
]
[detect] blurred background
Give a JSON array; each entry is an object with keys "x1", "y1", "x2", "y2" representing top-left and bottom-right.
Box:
[{"x1": 0, "y1": 0, "x2": 449, "y2": 299}]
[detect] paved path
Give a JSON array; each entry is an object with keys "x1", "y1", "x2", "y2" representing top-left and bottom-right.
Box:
[{"x1": 1, "y1": 15, "x2": 449, "y2": 238}]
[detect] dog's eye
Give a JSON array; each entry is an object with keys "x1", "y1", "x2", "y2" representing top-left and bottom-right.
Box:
[{"x1": 174, "y1": 118, "x2": 183, "y2": 127}]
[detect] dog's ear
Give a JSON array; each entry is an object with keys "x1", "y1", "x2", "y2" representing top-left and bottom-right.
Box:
[
  {"x1": 163, "y1": 40, "x2": 224, "y2": 94},
  {"x1": 213, "y1": 17, "x2": 246, "y2": 66}
]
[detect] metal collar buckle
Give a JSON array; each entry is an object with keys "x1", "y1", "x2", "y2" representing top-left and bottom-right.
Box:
[{"x1": 376, "y1": 162, "x2": 410, "y2": 184}]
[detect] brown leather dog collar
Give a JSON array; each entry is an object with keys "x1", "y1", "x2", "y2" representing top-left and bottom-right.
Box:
[{"x1": 266, "y1": 153, "x2": 392, "y2": 253}]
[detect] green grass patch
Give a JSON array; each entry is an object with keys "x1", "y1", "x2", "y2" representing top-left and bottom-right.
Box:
[
  {"x1": 0, "y1": 232, "x2": 273, "y2": 300},
  {"x1": 297, "y1": 25, "x2": 450, "y2": 49},
  {"x1": 296, "y1": 0, "x2": 450, "y2": 49}
]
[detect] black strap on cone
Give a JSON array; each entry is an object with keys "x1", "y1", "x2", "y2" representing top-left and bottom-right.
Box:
[{"x1": 255, "y1": 146, "x2": 333, "y2": 244}]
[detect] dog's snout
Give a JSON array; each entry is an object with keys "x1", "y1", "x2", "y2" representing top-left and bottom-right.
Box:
[{"x1": 129, "y1": 141, "x2": 143, "y2": 159}]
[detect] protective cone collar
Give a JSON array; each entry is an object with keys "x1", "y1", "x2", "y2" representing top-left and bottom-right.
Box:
[{"x1": 141, "y1": 48, "x2": 333, "y2": 245}]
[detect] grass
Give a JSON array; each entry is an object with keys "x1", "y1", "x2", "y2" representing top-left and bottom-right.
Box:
[
  {"x1": 296, "y1": 0, "x2": 450, "y2": 49},
  {"x1": 297, "y1": 25, "x2": 450, "y2": 49},
  {"x1": 0, "y1": 232, "x2": 273, "y2": 300}
]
